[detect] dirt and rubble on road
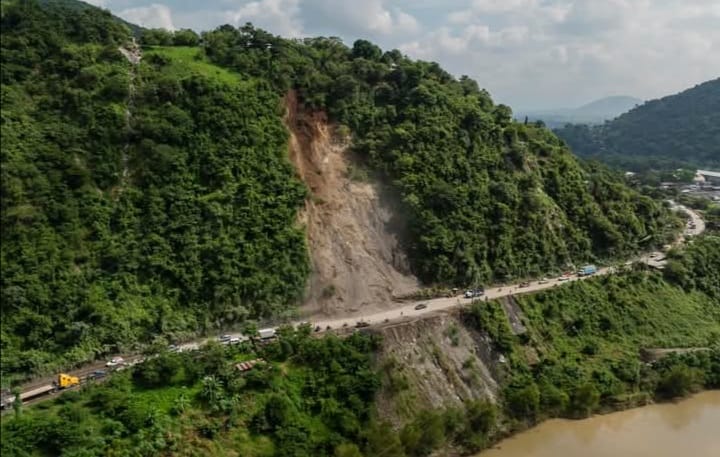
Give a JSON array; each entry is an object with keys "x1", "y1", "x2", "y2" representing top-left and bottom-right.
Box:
[{"x1": 285, "y1": 91, "x2": 419, "y2": 318}]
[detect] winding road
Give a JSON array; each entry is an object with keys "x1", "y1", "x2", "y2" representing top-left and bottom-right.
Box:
[{"x1": 3, "y1": 204, "x2": 706, "y2": 409}]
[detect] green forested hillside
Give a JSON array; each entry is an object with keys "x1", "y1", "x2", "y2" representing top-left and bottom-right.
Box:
[
  {"x1": 1, "y1": 1, "x2": 677, "y2": 378},
  {"x1": 555, "y1": 78, "x2": 720, "y2": 169},
  {"x1": 496, "y1": 235, "x2": 720, "y2": 421},
  {"x1": 201, "y1": 28, "x2": 676, "y2": 283},
  {"x1": 1, "y1": 2, "x2": 308, "y2": 377}
]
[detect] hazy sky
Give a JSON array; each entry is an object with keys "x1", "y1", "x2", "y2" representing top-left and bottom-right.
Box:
[{"x1": 87, "y1": 0, "x2": 720, "y2": 110}]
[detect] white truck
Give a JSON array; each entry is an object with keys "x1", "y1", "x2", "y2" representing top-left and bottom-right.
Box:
[{"x1": 258, "y1": 328, "x2": 276, "y2": 340}]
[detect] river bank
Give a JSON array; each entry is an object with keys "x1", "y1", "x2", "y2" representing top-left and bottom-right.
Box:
[{"x1": 478, "y1": 390, "x2": 720, "y2": 457}]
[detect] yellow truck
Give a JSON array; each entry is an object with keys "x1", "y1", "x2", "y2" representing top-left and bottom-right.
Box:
[
  {"x1": 0, "y1": 373, "x2": 80, "y2": 409},
  {"x1": 56, "y1": 373, "x2": 80, "y2": 389}
]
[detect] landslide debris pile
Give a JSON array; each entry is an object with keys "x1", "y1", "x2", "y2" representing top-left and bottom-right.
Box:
[{"x1": 285, "y1": 91, "x2": 418, "y2": 315}]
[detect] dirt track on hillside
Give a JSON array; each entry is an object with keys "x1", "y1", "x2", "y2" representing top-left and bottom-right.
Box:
[{"x1": 285, "y1": 92, "x2": 419, "y2": 317}]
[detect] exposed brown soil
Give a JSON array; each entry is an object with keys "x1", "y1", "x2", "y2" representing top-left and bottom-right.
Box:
[{"x1": 285, "y1": 91, "x2": 419, "y2": 317}]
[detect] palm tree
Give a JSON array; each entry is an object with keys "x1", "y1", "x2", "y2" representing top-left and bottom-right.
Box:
[{"x1": 201, "y1": 375, "x2": 223, "y2": 407}]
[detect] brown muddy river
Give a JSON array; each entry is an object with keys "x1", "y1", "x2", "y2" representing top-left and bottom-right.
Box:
[{"x1": 478, "y1": 390, "x2": 720, "y2": 457}]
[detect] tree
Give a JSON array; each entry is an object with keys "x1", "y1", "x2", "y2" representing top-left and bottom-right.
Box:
[
  {"x1": 11, "y1": 388, "x2": 22, "y2": 417},
  {"x1": 656, "y1": 365, "x2": 704, "y2": 399},
  {"x1": 335, "y1": 443, "x2": 363, "y2": 457},
  {"x1": 504, "y1": 383, "x2": 540, "y2": 419},
  {"x1": 351, "y1": 39, "x2": 382, "y2": 61},
  {"x1": 141, "y1": 28, "x2": 173, "y2": 45},
  {"x1": 200, "y1": 376, "x2": 223, "y2": 408},
  {"x1": 400, "y1": 411, "x2": 445, "y2": 457},
  {"x1": 172, "y1": 29, "x2": 200, "y2": 46},
  {"x1": 569, "y1": 383, "x2": 600, "y2": 417},
  {"x1": 364, "y1": 421, "x2": 405, "y2": 457}
]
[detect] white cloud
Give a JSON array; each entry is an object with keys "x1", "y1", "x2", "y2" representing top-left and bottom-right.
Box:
[
  {"x1": 218, "y1": 0, "x2": 418, "y2": 38},
  {"x1": 118, "y1": 3, "x2": 176, "y2": 30},
  {"x1": 224, "y1": 0, "x2": 302, "y2": 37},
  {"x1": 300, "y1": 0, "x2": 419, "y2": 36},
  {"x1": 470, "y1": 0, "x2": 540, "y2": 14},
  {"x1": 402, "y1": 0, "x2": 720, "y2": 109}
]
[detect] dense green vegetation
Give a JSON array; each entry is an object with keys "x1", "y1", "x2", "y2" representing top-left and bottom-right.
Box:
[
  {"x1": 1, "y1": 328, "x2": 503, "y2": 457},
  {"x1": 201, "y1": 26, "x2": 678, "y2": 285},
  {"x1": 555, "y1": 78, "x2": 720, "y2": 170},
  {"x1": 1, "y1": 330, "x2": 385, "y2": 456},
  {"x1": 466, "y1": 235, "x2": 720, "y2": 424},
  {"x1": 1, "y1": 0, "x2": 679, "y2": 381},
  {"x1": 1, "y1": 1, "x2": 308, "y2": 380}
]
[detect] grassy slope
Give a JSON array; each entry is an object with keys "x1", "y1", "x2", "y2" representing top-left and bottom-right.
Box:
[{"x1": 143, "y1": 46, "x2": 240, "y2": 86}]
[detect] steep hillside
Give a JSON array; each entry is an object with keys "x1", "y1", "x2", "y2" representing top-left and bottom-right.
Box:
[
  {"x1": 555, "y1": 79, "x2": 720, "y2": 169},
  {"x1": 285, "y1": 91, "x2": 418, "y2": 315},
  {"x1": 204, "y1": 29, "x2": 677, "y2": 285},
  {"x1": 1, "y1": 2, "x2": 309, "y2": 377},
  {"x1": 1, "y1": 0, "x2": 678, "y2": 378}
]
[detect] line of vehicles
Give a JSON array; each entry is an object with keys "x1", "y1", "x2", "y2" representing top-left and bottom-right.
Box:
[
  {"x1": 4, "y1": 265, "x2": 604, "y2": 412},
  {"x1": 215, "y1": 327, "x2": 277, "y2": 346},
  {"x1": 460, "y1": 265, "x2": 598, "y2": 297},
  {"x1": 1, "y1": 371, "x2": 108, "y2": 410}
]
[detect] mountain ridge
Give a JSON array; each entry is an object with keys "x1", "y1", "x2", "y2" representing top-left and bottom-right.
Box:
[
  {"x1": 516, "y1": 95, "x2": 643, "y2": 128},
  {"x1": 554, "y1": 78, "x2": 720, "y2": 169}
]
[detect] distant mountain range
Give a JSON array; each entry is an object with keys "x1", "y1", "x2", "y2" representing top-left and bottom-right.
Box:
[
  {"x1": 516, "y1": 96, "x2": 643, "y2": 128},
  {"x1": 554, "y1": 78, "x2": 720, "y2": 170}
]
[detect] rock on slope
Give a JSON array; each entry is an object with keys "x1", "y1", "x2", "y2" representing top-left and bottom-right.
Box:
[
  {"x1": 285, "y1": 92, "x2": 419, "y2": 317},
  {"x1": 374, "y1": 311, "x2": 502, "y2": 426}
]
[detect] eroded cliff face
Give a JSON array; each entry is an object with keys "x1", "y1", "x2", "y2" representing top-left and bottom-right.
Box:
[
  {"x1": 285, "y1": 91, "x2": 419, "y2": 317},
  {"x1": 373, "y1": 310, "x2": 504, "y2": 427}
]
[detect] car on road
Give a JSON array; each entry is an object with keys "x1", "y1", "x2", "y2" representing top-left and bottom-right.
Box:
[
  {"x1": 218, "y1": 334, "x2": 232, "y2": 342},
  {"x1": 105, "y1": 357, "x2": 125, "y2": 367},
  {"x1": 464, "y1": 288, "x2": 485, "y2": 298},
  {"x1": 414, "y1": 303, "x2": 428, "y2": 310},
  {"x1": 87, "y1": 370, "x2": 107, "y2": 380},
  {"x1": 518, "y1": 282, "x2": 530, "y2": 288},
  {"x1": 355, "y1": 321, "x2": 370, "y2": 328},
  {"x1": 538, "y1": 277, "x2": 550, "y2": 284},
  {"x1": 229, "y1": 337, "x2": 242, "y2": 344},
  {"x1": 557, "y1": 275, "x2": 570, "y2": 281}
]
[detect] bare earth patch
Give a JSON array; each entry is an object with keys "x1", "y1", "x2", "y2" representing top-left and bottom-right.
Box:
[{"x1": 285, "y1": 91, "x2": 419, "y2": 318}]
